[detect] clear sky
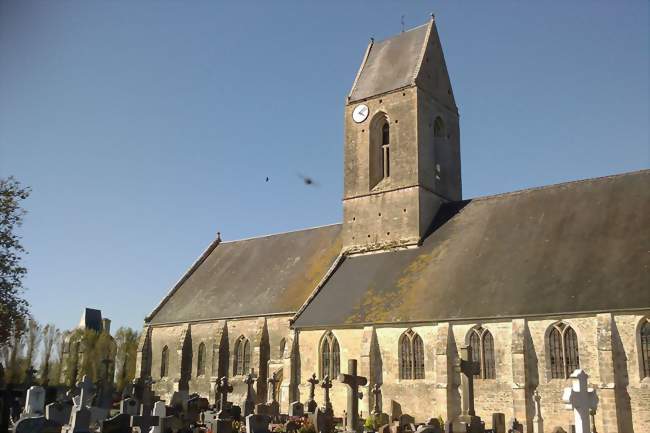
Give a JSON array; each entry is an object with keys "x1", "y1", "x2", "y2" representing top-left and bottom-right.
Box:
[{"x1": 1, "y1": 1, "x2": 648, "y2": 333}]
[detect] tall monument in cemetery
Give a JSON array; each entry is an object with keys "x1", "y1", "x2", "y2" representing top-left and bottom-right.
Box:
[{"x1": 136, "y1": 16, "x2": 650, "y2": 432}]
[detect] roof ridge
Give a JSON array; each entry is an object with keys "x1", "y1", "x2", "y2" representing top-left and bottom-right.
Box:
[
  {"x1": 467, "y1": 169, "x2": 649, "y2": 204},
  {"x1": 218, "y1": 222, "x2": 342, "y2": 244},
  {"x1": 374, "y1": 22, "x2": 429, "y2": 44}
]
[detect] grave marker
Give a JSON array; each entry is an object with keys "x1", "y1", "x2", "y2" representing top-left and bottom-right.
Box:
[
  {"x1": 307, "y1": 374, "x2": 319, "y2": 413},
  {"x1": 562, "y1": 369, "x2": 598, "y2": 433},
  {"x1": 23, "y1": 386, "x2": 45, "y2": 416},
  {"x1": 321, "y1": 375, "x2": 334, "y2": 415},
  {"x1": 452, "y1": 346, "x2": 484, "y2": 433},
  {"x1": 532, "y1": 390, "x2": 543, "y2": 433},
  {"x1": 338, "y1": 359, "x2": 368, "y2": 433}
]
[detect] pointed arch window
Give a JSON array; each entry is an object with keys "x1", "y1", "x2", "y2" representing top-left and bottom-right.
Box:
[
  {"x1": 320, "y1": 331, "x2": 340, "y2": 379},
  {"x1": 160, "y1": 345, "x2": 169, "y2": 378},
  {"x1": 548, "y1": 322, "x2": 580, "y2": 379},
  {"x1": 233, "y1": 336, "x2": 251, "y2": 376},
  {"x1": 399, "y1": 329, "x2": 425, "y2": 380},
  {"x1": 369, "y1": 114, "x2": 391, "y2": 188},
  {"x1": 197, "y1": 342, "x2": 206, "y2": 376},
  {"x1": 639, "y1": 318, "x2": 650, "y2": 378},
  {"x1": 279, "y1": 338, "x2": 286, "y2": 359},
  {"x1": 467, "y1": 327, "x2": 496, "y2": 379}
]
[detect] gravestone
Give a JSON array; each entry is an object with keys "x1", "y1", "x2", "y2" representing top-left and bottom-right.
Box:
[
  {"x1": 338, "y1": 359, "x2": 368, "y2": 433},
  {"x1": 170, "y1": 390, "x2": 189, "y2": 412},
  {"x1": 415, "y1": 419, "x2": 443, "y2": 433},
  {"x1": 321, "y1": 375, "x2": 334, "y2": 416},
  {"x1": 244, "y1": 373, "x2": 256, "y2": 416},
  {"x1": 23, "y1": 386, "x2": 45, "y2": 416},
  {"x1": 255, "y1": 403, "x2": 270, "y2": 415},
  {"x1": 101, "y1": 413, "x2": 131, "y2": 433},
  {"x1": 532, "y1": 390, "x2": 543, "y2": 433},
  {"x1": 562, "y1": 369, "x2": 598, "y2": 433},
  {"x1": 398, "y1": 414, "x2": 415, "y2": 432},
  {"x1": 309, "y1": 408, "x2": 335, "y2": 433},
  {"x1": 267, "y1": 372, "x2": 280, "y2": 416},
  {"x1": 491, "y1": 413, "x2": 505, "y2": 433},
  {"x1": 452, "y1": 346, "x2": 484, "y2": 433},
  {"x1": 130, "y1": 405, "x2": 159, "y2": 433},
  {"x1": 61, "y1": 406, "x2": 92, "y2": 433},
  {"x1": 288, "y1": 401, "x2": 304, "y2": 417},
  {"x1": 74, "y1": 375, "x2": 95, "y2": 409},
  {"x1": 389, "y1": 400, "x2": 401, "y2": 422},
  {"x1": 507, "y1": 418, "x2": 523, "y2": 433},
  {"x1": 12, "y1": 415, "x2": 45, "y2": 433},
  {"x1": 246, "y1": 413, "x2": 272, "y2": 433},
  {"x1": 45, "y1": 401, "x2": 73, "y2": 426},
  {"x1": 120, "y1": 396, "x2": 140, "y2": 415},
  {"x1": 306, "y1": 373, "x2": 319, "y2": 413}
]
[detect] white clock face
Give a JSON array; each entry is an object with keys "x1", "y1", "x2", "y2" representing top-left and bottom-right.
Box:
[{"x1": 352, "y1": 104, "x2": 369, "y2": 123}]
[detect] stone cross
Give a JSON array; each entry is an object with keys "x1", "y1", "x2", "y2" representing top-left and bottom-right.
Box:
[
  {"x1": 307, "y1": 373, "x2": 319, "y2": 412},
  {"x1": 338, "y1": 359, "x2": 368, "y2": 433},
  {"x1": 76, "y1": 375, "x2": 96, "y2": 408},
  {"x1": 244, "y1": 373, "x2": 256, "y2": 415},
  {"x1": 321, "y1": 375, "x2": 333, "y2": 414},
  {"x1": 216, "y1": 376, "x2": 233, "y2": 413},
  {"x1": 455, "y1": 346, "x2": 480, "y2": 418},
  {"x1": 268, "y1": 372, "x2": 280, "y2": 402},
  {"x1": 562, "y1": 369, "x2": 598, "y2": 433},
  {"x1": 130, "y1": 406, "x2": 159, "y2": 433},
  {"x1": 532, "y1": 390, "x2": 543, "y2": 433},
  {"x1": 371, "y1": 384, "x2": 382, "y2": 416}
]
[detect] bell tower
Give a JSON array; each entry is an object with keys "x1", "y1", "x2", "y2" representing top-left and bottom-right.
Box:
[{"x1": 342, "y1": 16, "x2": 461, "y2": 252}]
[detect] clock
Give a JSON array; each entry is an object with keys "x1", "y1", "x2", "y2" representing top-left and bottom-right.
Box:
[{"x1": 352, "y1": 104, "x2": 369, "y2": 123}]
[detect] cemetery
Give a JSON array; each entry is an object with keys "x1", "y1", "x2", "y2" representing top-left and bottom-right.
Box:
[{"x1": 1, "y1": 4, "x2": 648, "y2": 433}]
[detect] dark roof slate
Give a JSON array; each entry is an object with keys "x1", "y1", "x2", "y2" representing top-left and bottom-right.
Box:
[
  {"x1": 349, "y1": 23, "x2": 429, "y2": 102},
  {"x1": 148, "y1": 224, "x2": 342, "y2": 324},
  {"x1": 293, "y1": 170, "x2": 650, "y2": 328}
]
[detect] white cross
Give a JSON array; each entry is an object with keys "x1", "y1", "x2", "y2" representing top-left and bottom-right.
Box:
[{"x1": 562, "y1": 369, "x2": 598, "y2": 433}]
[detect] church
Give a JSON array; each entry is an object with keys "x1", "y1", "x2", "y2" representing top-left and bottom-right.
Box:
[{"x1": 135, "y1": 17, "x2": 650, "y2": 432}]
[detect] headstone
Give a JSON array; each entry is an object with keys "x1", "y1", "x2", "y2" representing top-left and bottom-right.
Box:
[
  {"x1": 130, "y1": 405, "x2": 159, "y2": 433},
  {"x1": 45, "y1": 401, "x2": 72, "y2": 426},
  {"x1": 532, "y1": 390, "x2": 543, "y2": 433},
  {"x1": 309, "y1": 408, "x2": 334, "y2": 433},
  {"x1": 267, "y1": 372, "x2": 280, "y2": 416},
  {"x1": 398, "y1": 414, "x2": 415, "y2": 431},
  {"x1": 338, "y1": 359, "x2": 368, "y2": 433},
  {"x1": 389, "y1": 400, "x2": 401, "y2": 422},
  {"x1": 288, "y1": 401, "x2": 304, "y2": 417},
  {"x1": 246, "y1": 413, "x2": 272, "y2": 433},
  {"x1": 415, "y1": 419, "x2": 443, "y2": 433},
  {"x1": 61, "y1": 406, "x2": 92, "y2": 433},
  {"x1": 562, "y1": 370, "x2": 598, "y2": 433},
  {"x1": 306, "y1": 374, "x2": 319, "y2": 413},
  {"x1": 371, "y1": 384, "x2": 382, "y2": 416},
  {"x1": 23, "y1": 386, "x2": 45, "y2": 417},
  {"x1": 452, "y1": 346, "x2": 483, "y2": 433},
  {"x1": 170, "y1": 390, "x2": 189, "y2": 412},
  {"x1": 152, "y1": 401, "x2": 172, "y2": 433},
  {"x1": 321, "y1": 375, "x2": 334, "y2": 416},
  {"x1": 244, "y1": 373, "x2": 256, "y2": 416},
  {"x1": 492, "y1": 413, "x2": 505, "y2": 433},
  {"x1": 101, "y1": 413, "x2": 131, "y2": 433},
  {"x1": 74, "y1": 376, "x2": 95, "y2": 409},
  {"x1": 255, "y1": 403, "x2": 270, "y2": 415},
  {"x1": 507, "y1": 418, "x2": 523, "y2": 433},
  {"x1": 120, "y1": 396, "x2": 140, "y2": 415},
  {"x1": 12, "y1": 415, "x2": 45, "y2": 433}
]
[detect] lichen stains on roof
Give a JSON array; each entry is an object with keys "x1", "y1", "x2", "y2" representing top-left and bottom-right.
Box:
[
  {"x1": 147, "y1": 224, "x2": 342, "y2": 325},
  {"x1": 292, "y1": 170, "x2": 650, "y2": 328}
]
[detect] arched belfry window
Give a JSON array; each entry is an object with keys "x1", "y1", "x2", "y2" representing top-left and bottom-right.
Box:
[
  {"x1": 548, "y1": 322, "x2": 580, "y2": 379},
  {"x1": 639, "y1": 317, "x2": 650, "y2": 378},
  {"x1": 433, "y1": 116, "x2": 445, "y2": 138},
  {"x1": 197, "y1": 342, "x2": 206, "y2": 376},
  {"x1": 320, "y1": 331, "x2": 340, "y2": 379},
  {"x1": 160, "y1": 345, "x2": 169, "y2": 378},
  {"x1": 369, "y1": 113, "x2": 390, "y2": 189},
  {"x1": 399, "y1": 329, "x2": 425, "y2": 380},
  {"x1": 233, "y1": 336, "x2": 251, "y2": 376},
  {"x1": 467, "y1": 327, "x2": 496, "y2": 379}
]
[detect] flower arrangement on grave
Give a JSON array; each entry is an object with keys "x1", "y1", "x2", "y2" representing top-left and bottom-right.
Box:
[{"x1": 297, "y1": 419, "x2": 316, "y2": 433}]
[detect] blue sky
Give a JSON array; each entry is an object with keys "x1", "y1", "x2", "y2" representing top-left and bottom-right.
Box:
[{"x1": 1, "y1": 1, "x2": 648, "y2": 333}]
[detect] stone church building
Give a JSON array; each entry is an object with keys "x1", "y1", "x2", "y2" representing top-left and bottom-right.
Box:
[{"x1": 135, "y1": 18, "x2": 650, "y2": 432}]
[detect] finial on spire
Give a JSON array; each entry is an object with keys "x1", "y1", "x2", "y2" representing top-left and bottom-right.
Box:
[
  {"x1": 370, "y1": 37, "x2": 374, "y2": 44},
  {"x1": 216, "y1": 232, "x2": 221, "y2": 242},
  {"x1": 430, "y1": 13, "x2": 436, "y2": 21}
]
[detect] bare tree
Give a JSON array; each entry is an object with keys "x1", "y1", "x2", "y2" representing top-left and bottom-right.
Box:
[
  {"x1": 6, "y1": 320, "x2": 24, "y2": 383},
  {"x1": 40, "y1": 323, "x2": 60, "y2": 385},
  {"x1": 24, "y1": 319, "x2": 42, "y2": 373}
]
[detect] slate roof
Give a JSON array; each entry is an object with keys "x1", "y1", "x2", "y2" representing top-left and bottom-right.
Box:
[
  {"x1": 78, "y1": 308, "x2": 103, "y2": 331},
  {"x1": 349, "y1": 22, "x2": 429, "y2": 102},
  {"x1": 147, "y1": 224, "x2": 342, "y2": 325},
  {"x1": 293, "y1": 170, "x2": 650, "y2": 328}
]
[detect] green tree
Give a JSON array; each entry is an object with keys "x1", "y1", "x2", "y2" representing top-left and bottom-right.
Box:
[
  {"x1": 0, "y1": 177, "x2": 30, "y2": 348},
  {"x1": 114, "y1": 327, "x2": 140, "y2": 392},
  {"x1": 40, "y1": 323, "x2": 60, "y2": 385}
]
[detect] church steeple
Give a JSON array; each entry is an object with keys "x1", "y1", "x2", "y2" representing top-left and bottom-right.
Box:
[{"x1": 342, "y1": 16, "x2": 461, "y2": 253}]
